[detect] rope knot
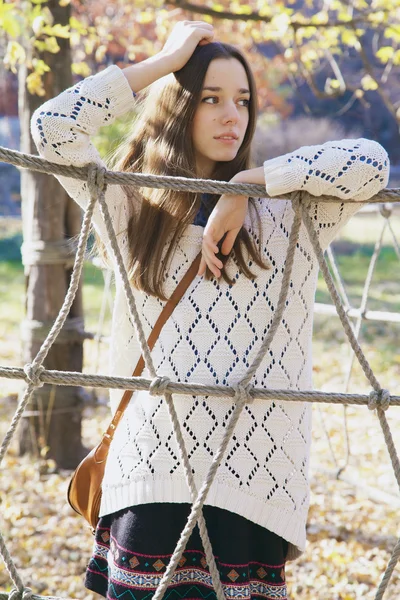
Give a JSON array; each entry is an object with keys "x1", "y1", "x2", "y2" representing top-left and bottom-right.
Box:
[
  {"x1": 23, "y1": 363, "x2": 45, "y2": 388},
  {"x1": 296, "y1": 190, "x2": 311, "y2": 209},
  {"x1": 87, "y1": 163, "x2": 107, "y2": 197},
  {"x1": 368, "y1": 388, "x2": 390, "y2": 411},
  {"x1": 234, "y1": 383, "x2": 254, "y2": 406},
  {"x1": 379, "y1": 203, "x2": 392, "y2": 219},
  {"x1": 8, "y1": 588, "x2": 33, "y2": 600},
  {"x1": 149, "y1": 375, "x2": 171, "y2": 397}
]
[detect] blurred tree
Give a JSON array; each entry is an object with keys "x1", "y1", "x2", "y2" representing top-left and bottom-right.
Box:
[
  {"x1": 2, "y1": 0, "x2": 399, "y2": 122},
  {"x1": 2, "y1": 0, "x2": 89, "y2": 469}
]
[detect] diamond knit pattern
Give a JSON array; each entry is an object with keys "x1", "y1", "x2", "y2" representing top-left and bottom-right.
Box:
[{"x1": 31, "y1": 65, "x2": 390, "y2": 561}]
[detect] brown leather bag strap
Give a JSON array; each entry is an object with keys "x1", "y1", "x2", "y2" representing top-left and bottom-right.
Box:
[{"x1": 101, "y1": 250, "x2": 202, "y2": 443}]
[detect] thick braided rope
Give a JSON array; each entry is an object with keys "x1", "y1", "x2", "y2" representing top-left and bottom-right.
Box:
[
  {"x1": 388, "y1": 218, "x2": 400, "y2": 261},
  {"x1": 316, "y1": 204, "x2": 400, "y2": 478},
  {"x1": 0, "y1": 148, "x2": 399, "y2": 599},
  {"x1": 301, "y1": 195, "x2": 382, "y2": 390},
  {"x1": 20, "y1": 317, "x2": 91, "y2": 344},
  {"x1": 1, "y1": 364, "x2": 399, "y2": 405},
  {"x1": 148, "y1": 379, "x2": 226, "y2": 600},
  {"x1": 0, "y1": 165, "x2": 100, "y2": 465},
  {"x1": 151, "y1": 383, "x2": 254, "y2": 600},
  {"x1": 20, "y1": 239, "x2": 78, "y2": 266},
  {"x1": 89, "y1": 168, "x2": 157, "y2": 378},
  {"x1": 239, "y1": 192, "x2": 303, "y2": 386},
  {"x1": 337, "y1": 217, "x2": 389, "y2": 478},
  {"x1": 323, "y1": 247, "x2": 351, "y2": 472},
  {"x1": 0, "y1": 535, "x2": 31, "y2": 600},
  {"x1": 344, "y1": 216, "x2": 389, "y2": 440},
  {"x1": 301, "y1": 199, "x2": 400, "y2": 479},
  {"x1": 326, "y1": 246, "x2": 351, "y2": 310},
  {"x1": 1, "y1": 145, "x2": 399, "y2": 204},
  {"x1": 374, "y1": 536, "x2": 400, "y2": 600},
  {"x1": 345, "y1": 219, "x2": 388, "y2": 381},
  {"x1": 0, "y1": 167, "x2": 101, "y2": 599},
  {"x1": 150, "y1": 194, "x2": 303, "y2": 597},
  {"x1": 90, "y1": 171, "x2": 226, "y2": 598},
  {"x1": 301, "y1": 198, "x2": 400, "y2": 599}
]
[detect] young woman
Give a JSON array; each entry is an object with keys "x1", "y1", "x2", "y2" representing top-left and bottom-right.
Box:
[{"x1": 31, "y1": 20, "x2": 389, "y2": 600}]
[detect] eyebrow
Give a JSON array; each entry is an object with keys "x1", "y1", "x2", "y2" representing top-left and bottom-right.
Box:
[{"x1": 202, "y1": 86, "x2": 251, "y2": 94}]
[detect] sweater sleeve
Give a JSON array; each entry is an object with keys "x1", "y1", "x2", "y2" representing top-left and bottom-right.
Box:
[
  {"x1": 263, "y1": 138, "x2": 390, "y2": 250},
  {"x1": 30, "y1": 65, "x2": 137, "y2": 266}
]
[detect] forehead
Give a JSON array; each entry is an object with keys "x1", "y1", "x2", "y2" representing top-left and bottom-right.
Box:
[{"x1": 203, "y1": 58, "x2": 249, "y2": 91}]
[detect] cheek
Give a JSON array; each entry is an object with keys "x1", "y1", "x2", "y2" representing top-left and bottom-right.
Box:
[
  {"x1": 195, "y1": 109, "x2": 214, "y2": 128},
  {"x1": 192, "y1": 110, "x2": 215, "y2": 144}
]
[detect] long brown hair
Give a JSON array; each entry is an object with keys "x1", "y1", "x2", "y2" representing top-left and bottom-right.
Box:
[{"x1": 104, "y1": 42, "x2": 270, "y2": 301}]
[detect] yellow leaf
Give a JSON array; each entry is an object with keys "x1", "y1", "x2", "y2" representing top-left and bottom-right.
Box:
[
  {"x1": 41, "y1": 23, "x2": 70, "y2": 39},
  {"x1": 341, "y1": 30, "x2": 361, "y2": 49},
  {"x1": 271, "y1": 12, "x2": 291, "y2": 36},
  {"x1": 137, "y1": 11, "x2": 154, "y2": 24},
  {"x1": 69, "y1": 16, "x2": 87, "y2": 35},
  {"x1": 376, "y1": 46, "x2": 394, "y2": 63},
  {"x1": 3, "y1": 40, "x2": 26, "y2": 72},
  {"x1": 361, "y1": 74, "x2": 378, "y2": 91},
  {"x1": 310, "y1": 11, "x2": 329, "y2": 25},
  {"x1": 326, "y1": 78, "x2": 341, "y2": 90},
  {"x1": 72, "y1": 62, "x2": 92, "y2": 77},
  {"x1": 95, "y1": 44, "x2": 107, "y2": 63},
  {"x1": 234, "y1": 5, "x2": 253, "y2": 14},
  {"x1": 0, "y1": 2, "x2": 22, "y2": 37},
  {"x1": 26, "y1": 72, "x2": 46, "y2": 96},
  {"x1": 32, "y1": 58, "x2": 51, "y2": 75},
  {"x1": 44, "y1": 36, "x2": 60, "y2": 53}
]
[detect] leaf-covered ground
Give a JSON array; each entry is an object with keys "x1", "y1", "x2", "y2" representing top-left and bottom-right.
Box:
[{"x1": 0, "y1": 397, "x2": 399, "y2": 600}]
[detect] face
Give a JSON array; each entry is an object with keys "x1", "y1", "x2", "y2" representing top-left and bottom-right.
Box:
[{"x1": 191, "y1": 57, "x2": 251, "y2": 178}]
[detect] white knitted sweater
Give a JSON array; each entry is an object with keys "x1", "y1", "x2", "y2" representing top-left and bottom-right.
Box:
[{"x1": 31, "y1": 65, "x2": 389, "y2": 561}]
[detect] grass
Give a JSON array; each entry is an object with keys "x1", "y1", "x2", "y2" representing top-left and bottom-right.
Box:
[
  {"x1": 315, "y1": 246, "x2": 400, "y2": 311},
  {"x1": 0, "y1": 259, "x2": 109, "y2": 334},
  {"x1": 0, "y1": 243, "x2": 112, "y2": 397}
]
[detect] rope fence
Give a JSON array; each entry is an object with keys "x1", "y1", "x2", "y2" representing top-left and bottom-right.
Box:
[
  {"x1": 314, "y1": 202, "x2": 400, "y2": 481},
  {"x1": 0, "y1": 144, "x2": 399, "y2": 600}
]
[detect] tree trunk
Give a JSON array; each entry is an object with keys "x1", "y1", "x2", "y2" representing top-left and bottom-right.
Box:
[{"x1": 18, "y1": 0, "x2": 88, "y2": 469}]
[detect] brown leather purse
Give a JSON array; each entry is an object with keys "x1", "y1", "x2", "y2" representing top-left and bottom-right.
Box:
[{"x1": 67, "y1": 251, "x2": 202, "y2": 533}]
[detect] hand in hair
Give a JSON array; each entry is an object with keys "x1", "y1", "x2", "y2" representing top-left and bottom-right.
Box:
[
  {"x1": 198, "y1": 192, "x2": 249, "y2": 278},
  {"x1": 160, "y1": 20, "x2": 215, "y2": 72}
]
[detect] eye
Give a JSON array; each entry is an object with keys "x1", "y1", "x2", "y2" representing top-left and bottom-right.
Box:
[
  {"x1": 202, "y1": 96, "x2": 218, "y2": 104},
  {"x1": 202, "y1": 96, "x2": 250, "y2": 106}
]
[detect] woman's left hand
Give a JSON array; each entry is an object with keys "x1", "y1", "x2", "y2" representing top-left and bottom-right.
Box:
[{"x1": 198, "y1": 192, "x2": 248, "y2": 277}]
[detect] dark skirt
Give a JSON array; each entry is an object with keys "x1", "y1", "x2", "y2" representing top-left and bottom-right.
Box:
[{"x1": 84, "y1": 502, "x2": 289, "y2": 600}]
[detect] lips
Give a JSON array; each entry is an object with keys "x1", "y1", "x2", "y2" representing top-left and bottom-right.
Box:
[{"x1": 214, "y1": 133, "x2": 239, "y2": 140}]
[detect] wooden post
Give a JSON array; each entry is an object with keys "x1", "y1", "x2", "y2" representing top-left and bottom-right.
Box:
[{"x1": 17, "y1": 0, "x2": 89, "y2": 468}]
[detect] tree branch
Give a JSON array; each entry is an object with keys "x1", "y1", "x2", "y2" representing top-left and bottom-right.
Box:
[
  {"x1": 168, "y1": 0, "x2": 384, "y2": 30},
  {"x1": 351, "y1": 24, "x2": 399, "y2": 124},
  {"x1": 293, "y1": 29, "x2": 345, "y2": 100}
]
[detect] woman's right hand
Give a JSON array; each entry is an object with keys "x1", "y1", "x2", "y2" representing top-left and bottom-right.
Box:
[{"x1": 160, "y1": 20, "x2": 215, "y2": 72}]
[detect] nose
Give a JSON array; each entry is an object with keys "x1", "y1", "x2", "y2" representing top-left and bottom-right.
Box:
[{"x1": 221, "y1": 100, "x2": 239, "y2": 124}]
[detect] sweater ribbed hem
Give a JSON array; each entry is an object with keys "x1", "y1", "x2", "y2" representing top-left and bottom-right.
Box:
[
  {"x1": 99, "y1": 475, "x2": 306, "y2": 562},
  {"x1": 263, "y1": 155, "x2": 308, "y2": 198}
]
